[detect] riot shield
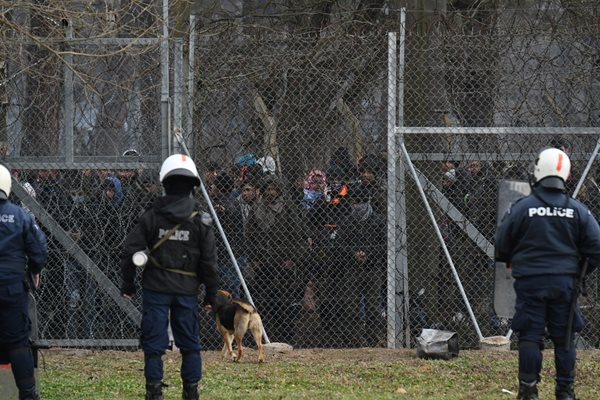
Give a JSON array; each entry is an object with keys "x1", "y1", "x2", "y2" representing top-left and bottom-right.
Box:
[{"x1": 493, "y1": 180, "x2": 531, "y2": 319}]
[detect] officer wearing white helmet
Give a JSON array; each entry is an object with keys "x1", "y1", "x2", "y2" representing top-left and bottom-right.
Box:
[
  {"x1": 120, "y1": 154, "x2": 218, "y2": 400},
  {"x1": 495, "y1": 148, "x2": 600, "y2": 400},
  {"x1": 0, "y1": 164, "x2": 48, "y2": 400}
]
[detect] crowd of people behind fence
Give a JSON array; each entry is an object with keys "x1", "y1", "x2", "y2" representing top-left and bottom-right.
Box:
[
  {"x1": 200, "y1": 147, "x2": 388, "y2": 348},
  {"x1": 8, "y1": 143, "x2": 600, "y2": 348},
  {"x1": 10, "y1": 162, "x2": 163, "y2": 340},
  {"x1": 7, "y1": 147, "x2": 390, "y2": 348}
]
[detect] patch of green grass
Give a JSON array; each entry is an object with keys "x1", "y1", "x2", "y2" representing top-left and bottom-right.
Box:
[{"x1": 37, "y1": 348, "x2": 600, "y2": 400}]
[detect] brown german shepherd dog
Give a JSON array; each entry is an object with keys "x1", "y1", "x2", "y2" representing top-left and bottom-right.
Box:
[{"x1": 213, "y1": 289, "x2": 265, "y2": 363}]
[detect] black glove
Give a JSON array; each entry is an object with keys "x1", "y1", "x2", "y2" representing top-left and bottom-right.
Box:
[
  {"x1": 121, "y1": 282, "x2": 136, "y2": 298},
  {"x1": 203, "y1": 294, "x2": 215, "y2": 308},
  {"x1": 27, "y1": 260, "x2": 44, "y2": 275}
]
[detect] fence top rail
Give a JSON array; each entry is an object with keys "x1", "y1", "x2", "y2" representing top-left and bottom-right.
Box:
[{"x1": 395, "y1": 127, "x2": 600, "y2": 135}]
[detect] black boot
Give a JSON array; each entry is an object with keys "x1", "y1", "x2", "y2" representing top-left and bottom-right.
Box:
[
  {"x1": 182, "y1": 382, "x2": 199, "y2": 400},
  {"x1": 145, "y1": 381, "x2": 164, "y2": 400},
  {"x1": 18, "y1": 388, "x2": 40, "y2": 400},
  {"x1": 517, "y1": 380, "x2": 539, "y2": 400},
  {"x1": 556, "y1": 384, "x2": 576, "y2": 400}
]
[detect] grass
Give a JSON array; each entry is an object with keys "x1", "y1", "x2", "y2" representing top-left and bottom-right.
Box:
[{"x1": 37, "y1": 347, "x2": 600, "y2": 399}]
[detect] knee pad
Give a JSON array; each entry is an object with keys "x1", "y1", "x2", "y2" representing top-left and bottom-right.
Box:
[
  {"x1": 552, "y1": 336, "x2": 576, "y2": 383},
  {"x1": 518, "y1": 341, "x2": 542, "y2": 383},
  {"x1": 143, "y1": 352, "x2": 164, "y2": 382}
]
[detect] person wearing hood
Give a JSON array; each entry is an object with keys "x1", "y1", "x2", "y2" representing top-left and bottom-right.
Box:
[
  {"x1": 297, "y1": 170, "x2": 329, "y2": 343},
  {"x1": 302, "y1": 169, "x2": 327, "y2": 210},
  {"x1": 120, "y1": 154, "x2": 218, "y2": 400}
]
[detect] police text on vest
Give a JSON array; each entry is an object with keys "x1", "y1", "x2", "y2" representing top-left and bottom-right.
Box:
[
  {"x1": 159, "y1": 229, "x2": 190, "y2": 241},
  {"x1": 528, "y1": 207, "x2": 574, "y2": 218},
  {"x1": 0, "y1": 214, "x2": 15, "y2": 223}
]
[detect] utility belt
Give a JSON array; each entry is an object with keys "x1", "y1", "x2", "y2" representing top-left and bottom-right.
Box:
[{"x1": 147, "y1": 256, "x2": 197, "y2": 277}]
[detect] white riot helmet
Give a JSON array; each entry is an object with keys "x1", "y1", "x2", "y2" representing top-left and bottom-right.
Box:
[
  {"x1": 533, "y1": 147, "x2": 570, "y2": 190},
  {"x1": 159, "y1": 153, "x2": 201, "y2": 186},
  {"x1": 0, "y1": 164, "x2": 11, "y2": 200}
]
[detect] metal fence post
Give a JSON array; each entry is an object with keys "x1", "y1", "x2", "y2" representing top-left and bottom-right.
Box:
[
  {"x1": 173, "y1": 38, "x2": 183, "y2": 151},
  {"x1": 63, "y1": 20, "x2": 74, "y2": 164},
  {"x1": 187, "y1": 15, "x2": 196, "y2": 148},
  {"x1": 387, "y1": 31, "x2": 398, "y2": 349},
  {"x1": 397, "y1": 8, "x2": 410, "y2": 348},
  {"x1": 161, "y1": 0, "x2": 170, "y2": 161}
]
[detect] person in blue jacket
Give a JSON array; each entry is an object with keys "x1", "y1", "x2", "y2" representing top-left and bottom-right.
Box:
[
  {"x1": 495, "y1": 147, "x2": 600, "y2": 400},
  {"x1": 0, "y1": 164, "x2": 48, "y2": 400}
]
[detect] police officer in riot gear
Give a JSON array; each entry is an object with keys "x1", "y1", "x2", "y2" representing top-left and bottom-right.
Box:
[
  {"x1": 120, "y1": 154, "x2": 218, "y2": 400},
  {"x1": 0, "y1": 164, "x2": 48, "y2": 400},
  {"x1": 495, "y1": 148, "x2": 600, "y2": 400}
]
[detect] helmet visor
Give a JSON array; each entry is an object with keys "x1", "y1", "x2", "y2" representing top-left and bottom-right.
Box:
[{"x1": 163, "y1": 168, "x2": 200, "y2": 185}]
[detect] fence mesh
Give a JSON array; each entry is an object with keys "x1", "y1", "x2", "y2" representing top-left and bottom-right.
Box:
[
  {"x1": 190, "y1": 25, "x2": 389, "y2": 349},
  {"x1": 403, "y1": 131, "x2": 600, "y2": 349},
  {"x1": 394, "y1": 5, "x2": 600, "y2": 348},
  {"x1": 1, "y1": 3, "x2": 599, "y2": 351}
]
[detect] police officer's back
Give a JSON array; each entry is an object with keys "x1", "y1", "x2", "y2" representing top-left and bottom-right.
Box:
[
  {"x1": 495, "y1": 148, "x2": 600, "y2": 400},
  {"x1": 120, "y1": 154, "x2": 218, "y2": 400},
  {"x1": 0, "y1": 164, "x2": 48, "y2": 400}
]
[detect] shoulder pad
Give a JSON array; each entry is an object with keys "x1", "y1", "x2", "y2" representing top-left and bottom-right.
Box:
[{"x1": 201, "y1": 211, "x2": 213, "y2": 226}]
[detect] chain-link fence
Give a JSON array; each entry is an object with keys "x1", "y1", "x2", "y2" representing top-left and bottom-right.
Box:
[
  {"x1": 396, "y1": 128, "x2": 600, "y2": 349},
  {"x1": 1, "y1": 3, "x2": 600, "y2": 351},
  {"x1": 188, "y1": 21, "x2": 390, "y2": 349},
  {"x1": 391, "y1": 4, "x2": 600, "y2": 349},
  {"x1": 2, "y1": 8, "x2": 166, "y2": 348}
]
